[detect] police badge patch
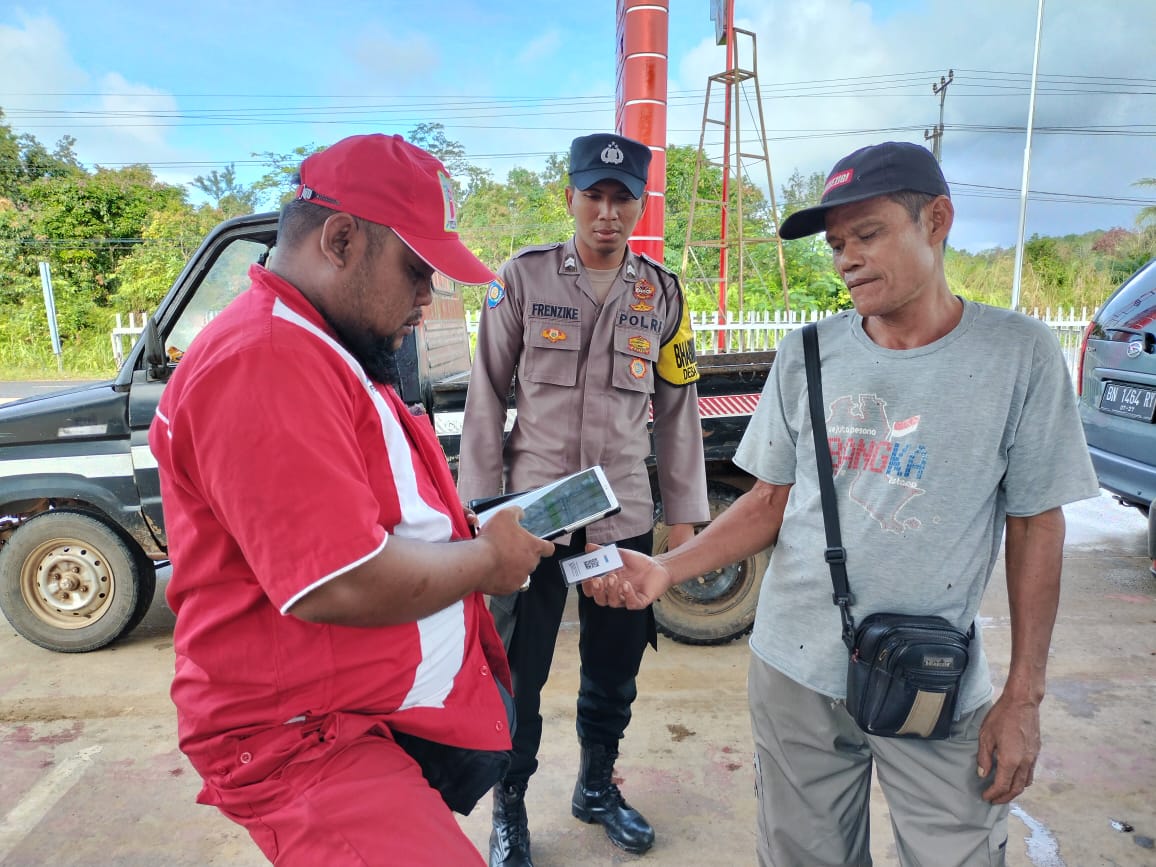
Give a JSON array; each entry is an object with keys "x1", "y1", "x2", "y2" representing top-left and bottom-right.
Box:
[
  {"x1": 486, "y1": 278, "x2": 506, "y2": 309},
  {"x1": 633, "y1": 279, "x2": 655, "y2": 300},
  {"x1": 628, "y1": 358, "x2": 648, "y2": 379}
]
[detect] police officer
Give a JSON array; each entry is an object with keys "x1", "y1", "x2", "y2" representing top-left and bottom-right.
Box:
[{"x1": 458, "y1": 133, "x2": 710, "y2": 866}]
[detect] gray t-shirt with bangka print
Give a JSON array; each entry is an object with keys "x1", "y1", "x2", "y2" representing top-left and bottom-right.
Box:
[{"x1": 734, "y1": 299, "x2": 1100, "y2": 714}]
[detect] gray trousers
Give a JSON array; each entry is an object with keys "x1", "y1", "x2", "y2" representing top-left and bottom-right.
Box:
[{"x1": 748, "y1": 654, "x2": 1008, "y2": 867}]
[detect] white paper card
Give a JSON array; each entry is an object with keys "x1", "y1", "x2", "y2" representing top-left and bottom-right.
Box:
[{"x1": 559, "y1": 545, "x2": 624, "y2": 586}]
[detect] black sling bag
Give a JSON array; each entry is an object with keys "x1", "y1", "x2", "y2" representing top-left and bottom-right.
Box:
[{"x1": 802, "y1": 322, "x2": 970, "y2": 740}]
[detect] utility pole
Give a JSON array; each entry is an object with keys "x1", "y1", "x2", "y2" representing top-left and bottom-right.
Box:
[
  {"x1": 924, "y1": 69, "x2": 954, "y2": 163},
  {"x1": 1012, "y1": 0, "x2": 1046, "y2": 310}
]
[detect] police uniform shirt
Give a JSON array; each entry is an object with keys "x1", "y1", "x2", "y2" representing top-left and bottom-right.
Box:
[{"x1": 458, "y1": 239, "x2": 710, "y2": 544}]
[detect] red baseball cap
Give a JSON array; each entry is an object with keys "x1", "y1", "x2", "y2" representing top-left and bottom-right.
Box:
[{"x1": 294, "y1": 134, "x2": 495, "y2": 285}]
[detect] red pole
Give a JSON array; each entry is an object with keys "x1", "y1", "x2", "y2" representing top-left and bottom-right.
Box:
[
  {"x1": 615, "y1": 0, "x2": 668, "y2": 263},
  {"x1": 716, "y1": 0, "x2": 734, "y2": 352}
]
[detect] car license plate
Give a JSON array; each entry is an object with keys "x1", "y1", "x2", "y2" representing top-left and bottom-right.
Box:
[{"x1": 1099, "y1": 381, "x2": 1156, "y2": 422}]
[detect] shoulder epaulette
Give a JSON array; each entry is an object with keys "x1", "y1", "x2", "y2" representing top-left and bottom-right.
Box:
[
  {"x1": 638, "y1": 252, "x2": 679, "y2": 279},
  {"x1": 512, "y1": 242, "x2": 564, "y2": 259}
]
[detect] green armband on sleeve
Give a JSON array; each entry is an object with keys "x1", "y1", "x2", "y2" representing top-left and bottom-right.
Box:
[{"x1": 657, "y1": 297, "x2": 700, "y2": 385}]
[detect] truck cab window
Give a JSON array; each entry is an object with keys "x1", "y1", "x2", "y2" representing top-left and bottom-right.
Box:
[{"x1": 166, "y1": 239, "x2": 269, "y2": 361}]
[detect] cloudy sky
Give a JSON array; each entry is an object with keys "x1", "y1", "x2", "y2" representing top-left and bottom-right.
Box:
[{"x1": 1, "y1": 0, "x2": 1153, "y2": 252}]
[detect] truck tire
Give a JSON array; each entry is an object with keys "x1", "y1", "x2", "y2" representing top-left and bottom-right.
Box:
[
  {"x1": 0, "y1": 511, "x2": 156, "y2": 653},
  {"x1": 651, "y1": 481, "x2": 768, "y2": 646}
]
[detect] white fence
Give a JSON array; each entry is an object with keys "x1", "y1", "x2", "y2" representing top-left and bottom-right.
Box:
[
  {"x1": 466, "y1": 307, "x2": 1090, "y2": 384},
  {"x1": 113, "y1": 306, "x2": 1089, "y2": 384},
  {"x1": 111, "y1": 312, "x2": 148, "y2": 367}
]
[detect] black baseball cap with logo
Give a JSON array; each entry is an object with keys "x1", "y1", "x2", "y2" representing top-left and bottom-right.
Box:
[
  {"x1": 779, "y1": 141, "x2": 950, "y2": 239},
  {"x1": 568, "y1": 133, "x2": 652, "y2": 199}
]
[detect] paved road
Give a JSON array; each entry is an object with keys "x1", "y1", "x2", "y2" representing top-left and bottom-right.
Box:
[
  {"x1": 0, "y1": 495, "x2": 1152, "y2": 865},
  {"x1": 0, "y1": 379, "x2": 1153, "y2": 864}
]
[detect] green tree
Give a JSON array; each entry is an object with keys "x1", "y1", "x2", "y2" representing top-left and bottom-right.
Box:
[
  {"x1": 249, "y1": 144, "x2": 324, "y2": 209},
  {"x1": 407, "y1": 122, "x2": 492, "y2": 205},
  {"x1": 0, "y1": 196, "x2": 35, "y2": 307},
  {"x1": 109, "y1": 202, "x2": 224, "y2": 315},
  {"x1": 0, "y1": 110, "x2": 82, "y2": 204},
  {"x1": 772, "y1": 170, "x2": 847, "y2": 312},
  {"x1": 16, "y1": 165, "x2": 186, "y2": 333},
  {"x1": 666, "y1": 144, "x2": 795, "y2": 315},
  {"x1": 1134, "y1": 177, "x2": 1156, "y2": 229},
  {"x1": 455, "y1": 159, "x2": 571, "y2": 306},
  {"x1": 190, "y1": 163, "x2": 257, "y2": 217}
]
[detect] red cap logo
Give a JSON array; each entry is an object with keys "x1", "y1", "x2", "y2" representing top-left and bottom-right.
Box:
[{"x1": 823, "y1": 169, "x2": 855, "y2": 198}]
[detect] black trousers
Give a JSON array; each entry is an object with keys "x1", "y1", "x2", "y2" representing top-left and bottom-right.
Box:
[{"x1": 489, "y1": 529, "x2": 656, "y2": 785}]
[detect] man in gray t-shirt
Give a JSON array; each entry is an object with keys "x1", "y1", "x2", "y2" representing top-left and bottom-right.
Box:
[{"x1": 583, "y1": 141, "x2": 1100, "y2": 866}]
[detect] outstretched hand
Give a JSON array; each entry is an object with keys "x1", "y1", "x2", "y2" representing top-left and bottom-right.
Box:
[{"x1": 580, "y1": 544, "x2": 675, "y2": 609}]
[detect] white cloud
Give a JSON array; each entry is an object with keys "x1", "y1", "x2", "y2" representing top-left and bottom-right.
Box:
[
  {"x1": 0, "y1": 12, "x2": 192, "y2": 186},
  {"x1": 668, "y1": 0, "x2": 1156, "y2": 251},
  {"x1": 348, "y1": 28, "x2": 441, "y2": 87},
  {"x1": 93, "y1": 73, "x2": 179, "y2": 152},
  {"x1": 516, "y1": 29, "x2": 562, "y2": 67},
  {"x1": 3, "y1": 1, "x2": 1152, "y2": 249}
]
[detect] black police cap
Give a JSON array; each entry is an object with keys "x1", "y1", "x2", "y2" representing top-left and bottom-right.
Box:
[{"x1": 568, "y1": 133, "x2": 651, "y2": 199}]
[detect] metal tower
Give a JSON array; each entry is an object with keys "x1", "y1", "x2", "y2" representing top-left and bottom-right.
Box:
[{"x1": 681, "y1": 9, "x2": 790, "y2": 350}]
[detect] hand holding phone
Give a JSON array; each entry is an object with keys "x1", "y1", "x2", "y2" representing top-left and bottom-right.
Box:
[
  {"x1": 473, "y1": 506, "x2": 554, "y2": 595},
  {"x1": 475, "y1": 467, "x2": 620, "y2": 541}
]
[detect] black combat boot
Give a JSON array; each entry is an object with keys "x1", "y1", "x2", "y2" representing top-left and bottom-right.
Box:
[
  {"x1": 571, "y1": 741, "x2": 655, "y2": 854},
  {"x1": 489, "y1": 780, "x2": 533, "y2": 867}
]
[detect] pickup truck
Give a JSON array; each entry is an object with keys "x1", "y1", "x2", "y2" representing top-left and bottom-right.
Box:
[{"x1": 0, "y1": 212, "x2": 774, "y2": 653}]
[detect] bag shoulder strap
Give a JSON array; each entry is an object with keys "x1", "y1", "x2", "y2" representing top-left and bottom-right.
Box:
[{"x1": 801, "y1": 322, "x2": 856, "y2": 650}]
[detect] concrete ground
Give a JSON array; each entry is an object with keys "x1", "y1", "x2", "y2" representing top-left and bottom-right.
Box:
[{"x1": 0, "y1": 493, "x2": 1153, "y2": 866}]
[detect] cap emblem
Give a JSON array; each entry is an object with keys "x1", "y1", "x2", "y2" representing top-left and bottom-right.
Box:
[
  {"x1": 601, "y1": 142, "x2": 625, "y2": 165},
  {"x1": 823, "y1": 169, "x2": 854, "y2": 198},
  {"x1": 438, "y1": 171, "x2": 458, "y2": 231}
]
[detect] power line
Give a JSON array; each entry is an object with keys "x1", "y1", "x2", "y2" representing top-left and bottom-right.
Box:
[{"x1": 9, "y1": 68, "x2": 1152, "y2": 99}]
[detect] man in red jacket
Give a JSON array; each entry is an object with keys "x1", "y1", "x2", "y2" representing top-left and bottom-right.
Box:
[{"x1": 150, "y1": 134, "x2": 554, "y2": 866}]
